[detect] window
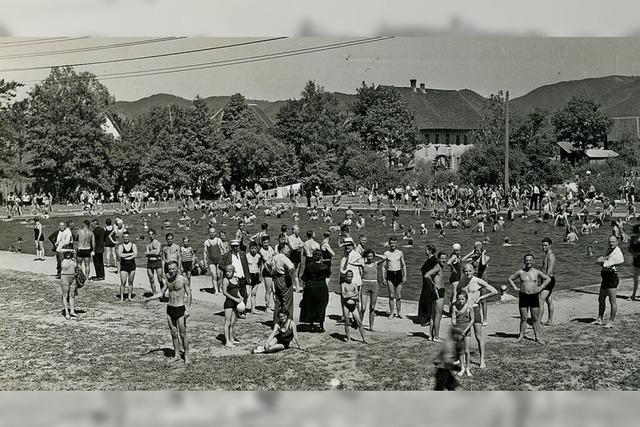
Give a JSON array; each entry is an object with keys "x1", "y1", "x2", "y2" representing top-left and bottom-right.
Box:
[
  {"x1": 435, "y1": 134, "x2": 439, "y2": 144},
  {"x1": 446, "y1": 134, "x2": 450, "y2": 144},
  {"x1": 425, "y1": 134, "x2": 430, "y2": 144},
  {"x1": 456, "y1": 135, "x2": 461, "y2": 145},
  {"x1": 464, "y1": 134, "x2": 468, "y2": 144}
]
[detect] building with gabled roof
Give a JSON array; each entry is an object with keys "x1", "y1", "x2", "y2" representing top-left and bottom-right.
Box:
[
  {"x1": 382, "y1": 79, "x2": 485, "y2": 146},
  {"x1": 557, "y1": 141, "x2": 619, "y2": 165}
]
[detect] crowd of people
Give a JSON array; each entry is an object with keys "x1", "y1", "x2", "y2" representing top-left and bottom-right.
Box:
[{"x1": 30, "y1": 196, "x2": 638, "y2": 384}]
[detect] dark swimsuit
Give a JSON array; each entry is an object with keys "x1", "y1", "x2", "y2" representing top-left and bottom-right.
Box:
[
  {"x1": 275, "y1": 321, "x2": 294, "y2": 348},
  {"x1": 167, "y1": 305, "x2": 185, "y2": 322},
  {"x1": 120, "y1": 243, "x2": 136, "y2": 272},
  {"x1": 223, "y1": 279, "x2": 240, "y2": 309}
]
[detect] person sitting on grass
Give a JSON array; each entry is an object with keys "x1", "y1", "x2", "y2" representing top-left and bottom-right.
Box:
[
  {"x1": 451, "y1": 290, "x2": 474, "y2": 377},
  {"x1": 252, "y1": 308, "x2": 301, "y2": 354},
  {"x1": 8, "y1": 236, "x2": 23, "y2": 252},
  {"x1": 340, "y1": 270, "x2": 367, "y2": 344}
]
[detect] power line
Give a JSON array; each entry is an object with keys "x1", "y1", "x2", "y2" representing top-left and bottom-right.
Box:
[
  {"x1": 0, "y1": 37, "x2": 185, "y2": 59},
  {"x1": 96, "y1": 37, "x2": 393, "y2": 81},
  {"x1": 19, "y1": 37, "x2": 392, "y2": 84},
  {"x1": 0, "y1": 37, "x2": 288, "y2": 72},
  {"x1": 0, "y1": 37, "x2": 90, "y2": 48}
]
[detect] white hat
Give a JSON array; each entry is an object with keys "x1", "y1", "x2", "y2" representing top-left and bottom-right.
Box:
[
  {"x1": 230, "y1": 239, "x2": 241, "y2": 246},
  {"x1": 452, "y1": 243, "x2": 461, "y2": 250}
]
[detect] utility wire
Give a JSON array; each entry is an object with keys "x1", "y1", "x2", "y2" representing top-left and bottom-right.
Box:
[
  {"x1": 0, "y1": 37, "x2": 185, "y2": 59},
  {"x1": 0, "y1": 37, "x2": 288, "y2": 72},
  {"x1": 0, "y1": 37, "x2": 90, "y2": 48}
]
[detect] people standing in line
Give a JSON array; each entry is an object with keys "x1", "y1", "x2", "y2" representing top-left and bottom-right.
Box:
[
  {"x1": 91, "y1": 218, "x2": 106, "y2": 281},
  {"x1": 33, "y1": 217, "x2": 45, "y2": 261},
  {"x1": 418, "y1": 245, "x2": 438, "y2": 327},
  {"x1": 595, "y1": 235, "x2": 625, "y2": 327}
]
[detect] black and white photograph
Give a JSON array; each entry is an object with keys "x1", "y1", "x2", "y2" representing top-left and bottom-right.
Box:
[{"x1": 1, "y1": 33, "x2": 640, "y2": 393}]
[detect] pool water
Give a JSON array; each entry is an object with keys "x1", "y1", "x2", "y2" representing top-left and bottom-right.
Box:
[{"x1": 0, "y1": 208, "x2": 633, "y2": 301}]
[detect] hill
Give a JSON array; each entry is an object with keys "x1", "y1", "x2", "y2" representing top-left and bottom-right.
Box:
[{"x1": 511, "y1": 75, "x2": 640, "y2": 117}]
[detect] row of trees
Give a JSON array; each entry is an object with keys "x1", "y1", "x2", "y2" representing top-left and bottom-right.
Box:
[
  {"x1": 1, "y1": 66, "x2": 636, "y2": 201},
  {"x1": 0, "y1": 67, "x2": 420, "y2": 200}
]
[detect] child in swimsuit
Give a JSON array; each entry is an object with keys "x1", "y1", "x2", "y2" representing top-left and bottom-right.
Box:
[
  {"x1": 222, "y1": 265, "x2": 242, "y2": 348},
  {"x1": 340, "y1": 271, "x2": 367, "y2": 344},
  {"x1": 253, "y1": 308, "x2": 301, "y2": 354},
  {"x1": 451, "y1": 290, "x2": 474, "y2": 377}
]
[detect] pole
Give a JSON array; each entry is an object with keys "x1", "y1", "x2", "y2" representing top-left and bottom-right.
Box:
[{"x1": 504, "y1": 90, "x2": 510, "y2": 194}]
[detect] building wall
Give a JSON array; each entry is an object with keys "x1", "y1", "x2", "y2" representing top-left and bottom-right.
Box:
[{"x1": 420, "y1": 129, "x2": 475, "y2": 145}]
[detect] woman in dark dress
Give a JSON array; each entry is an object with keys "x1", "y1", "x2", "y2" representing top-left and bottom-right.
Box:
[
  {"x1": 418, "y1": 245, "x2": 438, "y2": 326},
  {"x1": 299, "y1": 249, "x2": 331, "y2": 331}
]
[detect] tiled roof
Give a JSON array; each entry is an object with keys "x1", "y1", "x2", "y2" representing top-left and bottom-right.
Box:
[
  {"x1": 381, "y1": 86, "x2": 484, "y2": 130},
  {"x1": 556, "y1": 141, "x2": 619, "y2": 158}
]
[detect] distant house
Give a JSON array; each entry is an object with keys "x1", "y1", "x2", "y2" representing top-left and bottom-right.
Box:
[
  {"x1": 383, "y1": 79, "x2": 484, "y2": 146},
  {"x1": 608, "y1": 116, "x2": 640, "y2": 142},
  {"x1": 101, "y1": 115, "x2": 121, "y2": 140},
  {"x1": 557, "y1": 141, "x2": 619, "y2": 165},
  {"x1": 211, "y1": 103, "x2": 274, "y2": 128}
]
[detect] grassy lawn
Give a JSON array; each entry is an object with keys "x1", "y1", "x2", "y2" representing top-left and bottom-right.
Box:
[{"x1": 1, "y1": 268, "x2": 639, "y2": 390}]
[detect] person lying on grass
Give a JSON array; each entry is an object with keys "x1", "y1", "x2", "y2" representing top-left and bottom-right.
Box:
[
  {"x1": 340, "y1": 270, "x2": 367, "y2": 344},
  {"x1": 252, "y1": 308, "x2": 301, "y2": 354}
]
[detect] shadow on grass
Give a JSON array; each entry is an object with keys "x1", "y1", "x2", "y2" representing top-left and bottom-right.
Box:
[
  {"x1": 408, "y1": 331, "x2": 430, "y2": 339},
  {"x1": 59, "y1": 309, "x2": 87, "y2": 316},
  {"x1": 260, "y1": 320, "x2": 274, "y2": 328},
  {"x1": 329, "y1": 332, "x2": 348, "y2": 342},
  {"x1": 571, "y1": 317, "x2": 597, "y2": 323},
  {"x1": 489, "y1": 331, "x2": 520, "y2": 339},
  {"x1": 141, "y1": 347, "x2": 175, "y2": 358},
  {"x1": 200, "y1": 287, "x2": 217, "y2": 295}
]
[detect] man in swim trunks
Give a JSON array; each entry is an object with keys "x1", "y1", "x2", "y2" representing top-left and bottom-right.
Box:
[
  {"x1": 204, "y1": 227, "x2": 223, "y2": 294},
  {"x1": 540, "y1": 237, "x2": 556, "y2": 325},
  {"x1": 382, "y1": 237, "x2": 407, "y2": 318},
  {"x1": 595, "y1": 235, "x2": 625, "y2": 327},
  {"x1": 146, "y1": 228, "x2": 164, "y2": 295},
  {"x1": 76, "y1": 220, "x2": 95, "y2": 279},
  {"x1": 507, "y1": 254, "x2": 551, "y2": 344},
  {"x1": 162, "y1": 233, "x2": 181, "y2": 276},
  {"x1": 145, "y1": 261, "x2": 191, "y2": 364}
]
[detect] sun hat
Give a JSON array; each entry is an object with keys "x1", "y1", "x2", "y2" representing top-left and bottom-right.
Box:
[
  {"x1": 230, "y1": 239, "x2": 241, "y2": 246},
  {"x1": 452, "y1": 243, "x2": 461, "y2": 250},
  {"x1": 341, "y1": 237, "x2": 355, "y2": 247}
]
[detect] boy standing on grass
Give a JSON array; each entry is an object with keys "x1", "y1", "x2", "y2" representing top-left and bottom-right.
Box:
[{"x1": 340, "y1": 270, "x2": 367, "y2": 344}]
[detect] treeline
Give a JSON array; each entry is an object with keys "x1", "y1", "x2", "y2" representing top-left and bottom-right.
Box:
[{"x1": 0, "y1": 67, "x2": 421, "y2": 200}]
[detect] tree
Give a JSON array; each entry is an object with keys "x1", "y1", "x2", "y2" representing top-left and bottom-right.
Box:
[
  {"x1": 220, "y1": 93, "x2": 262, "y2": 139},
  {"x1": 351, "y1": 82, "x2": 419, "y2": 166},
  {"x1": 471, "y1": 91, "x2": 509, "y2": 146},
  {"x1": 26, "y1": 67, "x2": 116, "y2": 199},
  {"x1": 273, "y1": 81, "x2": 355, "y2": 192},
  {"x1": 224, "y1": 128, "x2": 298, "y2": 186},
  {"x1": 551, "y1": 96, "x2": 613, "y2": 150},
  {"x1": 0, "y1": 100, "x2": 30, "y2": 178},
  {"x1": 0, "y1": 78, "x2": 20, "y2": 107}
]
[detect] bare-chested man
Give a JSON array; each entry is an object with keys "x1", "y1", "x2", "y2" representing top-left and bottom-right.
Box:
[
  {"x1": 76, "y1": 220, "x2": 95, "y2": 278},
  {"x1": 145, "y1": 261, "x2": 192, "y2": 364},
  {"x1": 162, "y1": 233, "x2": 181, "y2": 276},
  {"x1": 146, "y1": 228, "x2": 163, "y2": 294},
  {"x1": 540, "y1": 237, "x2": 556, "y2": 325},
  {"x1": 507, "y1": 254, "x2": 551, "y2": 344}
]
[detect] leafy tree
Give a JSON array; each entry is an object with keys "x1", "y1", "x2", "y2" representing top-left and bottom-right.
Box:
[
  {"x1": 0, "y1": 100, "x2": 30, "y2": 178},
  {"x1": 471, "y1": 91, "x2": 509, "y2": 146},
  {"x1": 0, "y1": 78, "x2": 20, "y2": 107},
  {"x1": 219, "y1": 93, "x2": 262, "y2": 139},
  {"x1": 551, "y1": 96, "x2": 613, "y2": 150},
  {"x1": 26, "y1": 67, "x2": 115, "y2": 199},
  {"x1": 224, "y1": 128, "x2": 298, "y2": 186},
  {"x1": 273, "y1": 81, "x2": 355, "y2": 192},
  {"x1": 459, "y1": 142, "x2": 527, "y2": 187},
  {"x1": 609, "y1": 133, "x2": 640, "y2": 168},
  {"x1": 351, "y1": 82, "x2": 418, "y2": 166}
]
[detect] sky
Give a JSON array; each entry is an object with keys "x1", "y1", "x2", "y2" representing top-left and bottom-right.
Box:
[{"x1": 3, "y1": 37, "x2": 640, "y2": 103}]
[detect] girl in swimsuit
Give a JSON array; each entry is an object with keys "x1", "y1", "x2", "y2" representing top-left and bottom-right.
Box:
[
  {"x1": 253, "y1": 308, "x2": 301, "y2": 354},
  {"x1": 222, "y1": 265, "x2": 242, "y2": 348},
  {"x1": 33, "y1": 217, "x2": 45, "y2": 261},
  {"x1": 60, "y1": 249, "x2": 77, "y2": 320}
]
